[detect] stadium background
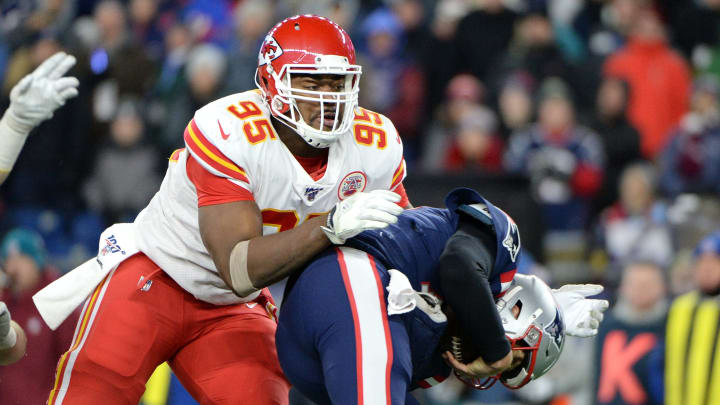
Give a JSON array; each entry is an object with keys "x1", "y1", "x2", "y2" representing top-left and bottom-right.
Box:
[{"x1": 1, "y1": 0, "x2": 720, "y2": 404}]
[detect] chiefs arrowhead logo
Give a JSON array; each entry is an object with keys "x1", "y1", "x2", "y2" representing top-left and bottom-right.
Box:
[
  {"x1": 261, "y1": 42, "x2": 277, "y2": 57},
  {"x1": 258, "y1": 36, "x2": 283, "y2": 66}
]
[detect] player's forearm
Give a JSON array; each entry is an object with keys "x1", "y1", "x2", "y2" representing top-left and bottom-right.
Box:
[
  {"x1": 0, "y1": 110, "x2": 32, "y2": 184},
  {"x1": 0, "y1": 322, "x2": 27, "y2": 365},
  {"x1": 438, "y1": 221, "x2": 510, "y2": 363},
  {"x1": 246, "y1": 215, "x2": 331, "y2": 288}
]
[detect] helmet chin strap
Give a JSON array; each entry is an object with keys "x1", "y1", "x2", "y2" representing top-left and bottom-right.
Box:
[
  {"x1": 296, "y1": 125, "x2": 332, "y2": 149},
  {"x1": 267, "y1": 104, "x2": 332, "y2": 149}
]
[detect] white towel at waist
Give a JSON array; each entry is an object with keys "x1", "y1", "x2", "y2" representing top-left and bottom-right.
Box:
[
  {"x1": 32, "y1": 223, "x2": 139, "y2": 330},
  {"x1": 386, "y1": 269, "x2": 417, "y2": 315}
]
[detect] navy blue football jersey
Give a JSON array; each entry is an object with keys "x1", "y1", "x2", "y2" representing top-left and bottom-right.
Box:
[{"x1": 347, "y1": 188, "x2": 521, "y2": 298}]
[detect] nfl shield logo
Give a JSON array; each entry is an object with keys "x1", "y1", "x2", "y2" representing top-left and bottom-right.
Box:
[
  {"x1": 304, "y1": 186, "x2": 323, "y2": 202},
  {"x1": 338, "y1": 171, "x2": 367, "y2": 200}
]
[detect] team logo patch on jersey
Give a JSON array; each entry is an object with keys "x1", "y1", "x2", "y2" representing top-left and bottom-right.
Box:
[
  {"x1": 338, "y1": 171, "x2": 367, "y2": 200},
  {"x1": 502, "y1": 221, "x2": 521, "y2": 262},
  {"x1": 100, "y1": 235, "x2": 126, "y2": 256},
  {"x1": 258, "y1": 36, "x2": 283, "y2": 65},
  {"x1": 304, "y1": 186, "x2": 323, "y2": 202}
]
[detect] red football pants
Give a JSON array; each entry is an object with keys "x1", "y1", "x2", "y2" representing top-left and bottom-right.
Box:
[{"x1": 48, "y1": 253, "x2": 289, "y2": 405}]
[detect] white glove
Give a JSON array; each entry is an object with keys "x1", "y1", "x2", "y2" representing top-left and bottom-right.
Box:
[
  {"x1": 552, "y1": 284, "x2": 609, "y2": 338},
  {"x1": 5, "y1": 51, "x2": 79, "y2": 133},
  {"x1": 0, "y1": 301, "x2": 17, "y2": 350},
  {"x1": 322, "y1": 190, "x2": 403, "y2": 244}
]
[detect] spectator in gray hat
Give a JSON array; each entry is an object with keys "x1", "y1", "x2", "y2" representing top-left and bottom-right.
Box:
[
  {"x1": 83, "y1": 98, "x2": 161, "y2": 224},
  {"x1": 155, "y1": 43, "x2": 228, "y2": 155},
  {"x1": 504, "y1": 77, "x2": 605, "y2": 231},
  {"x1": 442, "y1": 106, "x2": 504, "y2": 172}
]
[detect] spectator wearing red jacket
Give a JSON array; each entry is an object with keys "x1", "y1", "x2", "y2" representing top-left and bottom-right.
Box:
[
  {"x1": 603, "y1": 7, "x2": 691, "y2": 159},
  {"x1": 443, "y1": 106, "x2": 504, "y2": 172}
]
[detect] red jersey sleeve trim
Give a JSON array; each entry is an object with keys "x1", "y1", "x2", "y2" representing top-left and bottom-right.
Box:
[
  {"x1": 169, "y1": 148, "x2": 185, "y2": 162},
  {"x1": 393, "y1": 183, "x2": 410, "y2": 208},
  {"x1": 184, "y1": 119, "x2": 250, "y2": 183},
  {"x1": 186, "y1": 154, "x2": 254, "y2": 206},
  {"x1": 390, "y1": 158, "x2": 406, "y2": 190}
]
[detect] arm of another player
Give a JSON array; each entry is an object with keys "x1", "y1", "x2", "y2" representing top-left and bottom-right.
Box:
[
  {"x1": 0, "y1": 302, "x2": 27, "y2": 365},
  {"x1": 199, "y1": 190, "x2": 403, "y2": 296},
  {"x1": 436, "y1": 217, "x2": 514, "y2": 377},
  {"x1": 199, "y1": 200, "x2": 330, "y2": 293},
  {"x1": 0, "y1": 52, "x2": 79, "y2": 185}
]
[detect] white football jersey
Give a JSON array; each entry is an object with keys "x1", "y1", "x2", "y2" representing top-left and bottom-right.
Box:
[{"x1": 134, "y1": 90, "x2": 406, "y2": 305}]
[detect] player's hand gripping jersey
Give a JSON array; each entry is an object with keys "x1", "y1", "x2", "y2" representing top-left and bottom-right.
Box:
[{"x1": 134, "y1": 89, "x2": 406, "y2": 305}]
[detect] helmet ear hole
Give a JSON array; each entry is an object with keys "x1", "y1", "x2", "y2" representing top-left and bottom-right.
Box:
[{"x1": 511, "y1": 301, "x2": 523, "y2": 319}]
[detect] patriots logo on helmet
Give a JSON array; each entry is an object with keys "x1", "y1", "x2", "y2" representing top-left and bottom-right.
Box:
[
  {"x1": 548, "y1": 310, "x2": 565, "y2": 350},
  {"x1": 258, "y1": 36, "x2": 283, "y2": 65},
  {"x1": 502, "y1": 221, "x2": 521, "y2": 262}
]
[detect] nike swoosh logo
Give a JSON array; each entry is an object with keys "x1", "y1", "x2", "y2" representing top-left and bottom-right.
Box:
[
  {"x1": 218, "y1": 119, "x2": 230, "y2": 140},
  {"x1": 245, "y1": 302, "x2": 258, "y2": 309}
]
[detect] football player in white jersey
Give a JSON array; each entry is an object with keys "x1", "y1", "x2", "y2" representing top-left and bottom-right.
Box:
[{"x1": 45, "y1": 15, "x2": 409, "y2": 405}]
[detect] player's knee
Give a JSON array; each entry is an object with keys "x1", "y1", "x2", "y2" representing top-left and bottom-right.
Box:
[
  {"x1": 198, "y1": 368, "x2": 289, "y2": 405},
  {"x1": 50, "y1": 373, "x2": 142, "y2": 405}
]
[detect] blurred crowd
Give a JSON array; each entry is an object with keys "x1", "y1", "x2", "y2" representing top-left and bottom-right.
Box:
[{"x1": 1, "y1": 0, "x2": 720, "y2": 404}]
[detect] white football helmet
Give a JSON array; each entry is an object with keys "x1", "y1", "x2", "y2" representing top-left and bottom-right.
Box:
[{"x1": 459, "y1": 274, "x2": 566, "y2": 390}]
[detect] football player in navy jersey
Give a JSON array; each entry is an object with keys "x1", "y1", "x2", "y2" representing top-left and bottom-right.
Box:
[{"x1": 276, "y1": 188, "x2": 608, "y2": 405}]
